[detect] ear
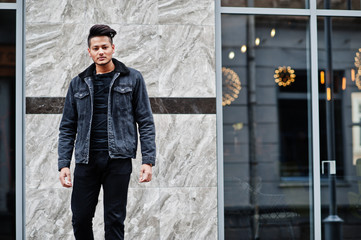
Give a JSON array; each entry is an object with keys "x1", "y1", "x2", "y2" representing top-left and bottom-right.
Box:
[
  {"x1": 112, "y1": 44, "x2": 115, "y2": 54},
  {"x1": 88, "y1": 48, "x2": 91, "y2": 57}
]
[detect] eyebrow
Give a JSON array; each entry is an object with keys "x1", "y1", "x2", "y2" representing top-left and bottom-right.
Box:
[{"x1": 91, "y1": 43, "x2": 110, "y2": 48}]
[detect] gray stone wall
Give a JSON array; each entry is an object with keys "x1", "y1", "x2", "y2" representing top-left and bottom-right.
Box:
[{"x1": 25, "y1": 0, "x2": 217, "y2": 239}]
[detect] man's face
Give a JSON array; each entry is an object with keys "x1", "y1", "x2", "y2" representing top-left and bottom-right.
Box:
[{"x1": 88, "y1": 36, "x2": 115, "y2": 66}]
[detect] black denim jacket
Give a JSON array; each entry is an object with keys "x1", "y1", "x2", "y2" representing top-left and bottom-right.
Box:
[{"x1": 58, "y1": 59, "x2": 156, "y2": 171}]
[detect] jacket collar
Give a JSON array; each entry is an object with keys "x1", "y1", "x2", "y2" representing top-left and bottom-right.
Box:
[{"x1": 78, "y1": 58, "x2": 130, "y2": 79}]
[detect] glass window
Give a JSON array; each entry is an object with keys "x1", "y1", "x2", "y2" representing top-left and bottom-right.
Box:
[
  {"x1": 0, "y1": 9, "x2": 16, "y2": 240},
  {"x1": 222, "y1": 14, "x2": 313, "y2": 239},
  {"x1": 317, "y1": 16, "x2": 361, "y2": 239},
  {"x1": 318, "y1": 0, "x2": 361, "y2": 10},
  {"x1": 221, "y1": 0, "x2": 307, "y2": 9}
]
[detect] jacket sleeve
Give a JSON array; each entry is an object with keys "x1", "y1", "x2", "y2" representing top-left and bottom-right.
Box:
[
  {"x1": 133, "y1": 72, "x2": 156, "y2": 166},
  {"x1": 58, "y1": 81, "x2": 78, "y2": 171}
]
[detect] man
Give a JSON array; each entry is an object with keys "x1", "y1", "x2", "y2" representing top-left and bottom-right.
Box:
[{"x1": 58, "y1": 24, "x2": 156, "y2": 240}]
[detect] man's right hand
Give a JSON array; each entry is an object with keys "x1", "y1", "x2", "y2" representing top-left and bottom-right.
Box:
[{"x1": 59, "y1": 167, "x2": 72, "y2": 188}]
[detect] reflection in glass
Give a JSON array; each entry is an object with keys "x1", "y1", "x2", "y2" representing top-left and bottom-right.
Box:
[
  {"x1": 222, "y1": 15, "x2": 312, "y2": 239},
  {"x1": 220, "y1": 0, "x2": 361, "y2": 9},
  {"x1": 318, "y1": 16, "x2": 361, "y2": 239},
  {"x1": 318, "y1": 0, "x2": 361, "y2": 10},
  {"x1": 221, "y1": 0, "x2": 306, "y2": 8},
  {"x1": 0, "y1": 10, "x2": 16, "y2": 240}
]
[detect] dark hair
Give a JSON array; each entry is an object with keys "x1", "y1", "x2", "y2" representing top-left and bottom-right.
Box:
[{"x1": 87, "y1": 24, "x2": 117, "y2": 47}]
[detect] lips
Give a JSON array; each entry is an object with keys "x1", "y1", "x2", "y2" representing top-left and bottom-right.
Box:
[{"x1": 98, "y1": 57, "x2": 106, "y2": 61}]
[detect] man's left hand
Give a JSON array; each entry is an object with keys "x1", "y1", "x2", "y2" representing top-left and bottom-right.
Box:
[{"x1": 139, "y1": 164, "x2": 152, "y2": 183}]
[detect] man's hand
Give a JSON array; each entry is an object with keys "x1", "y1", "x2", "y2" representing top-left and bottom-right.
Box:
[
  {"x1": 59, "y1": 167, "x2": 72, "y2": 188},
  {"x1": 139, "y1": 164, "x2": 152, "y2": 183}
]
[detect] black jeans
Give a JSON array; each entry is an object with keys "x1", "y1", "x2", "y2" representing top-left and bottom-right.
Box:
[{"x1": 71, "y1": 151, "x2": 132, "y2": 240}]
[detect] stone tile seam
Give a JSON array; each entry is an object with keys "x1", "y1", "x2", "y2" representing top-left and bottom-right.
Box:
[
  {"x1": 128, "y1": 186, "x2": 218, "y2": 190},
  {"x1": 25, "y1": 113, "x2": 217, "y2": 116},
  {"x1": 29, "y1": 186, "x2": 218, "y2": 190},
  {"x1": 25, "y1": 22, "x2": 215, "y2": 27}
]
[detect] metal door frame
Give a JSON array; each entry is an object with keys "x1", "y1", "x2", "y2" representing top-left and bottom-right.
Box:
[{"x1": 0, "y1": 1, "x2": 25, "y2": 239}]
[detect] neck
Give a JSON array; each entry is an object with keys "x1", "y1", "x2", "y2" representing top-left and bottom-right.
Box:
[{"x1": 95, "y1": 60, "x2": 115, "y2": 74}]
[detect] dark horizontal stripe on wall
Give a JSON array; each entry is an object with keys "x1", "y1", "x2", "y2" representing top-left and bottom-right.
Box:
[
  {"x1": 26, "y1": 97, "x2": 216, "y2": 114},
  {"x1": 150, "y1": 98, "x2": 216, "y2": 114},
  {"x1": 26, "y1": 97, "x2": 65, "y2": 114}
]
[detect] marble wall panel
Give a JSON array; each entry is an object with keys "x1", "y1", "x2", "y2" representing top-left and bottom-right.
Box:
[
  {"x1": 26, "y1": 188, "x2": 160, "y2": 239},
  {"x1": 112, "y1": 24, "x2": 160, "y2": 96},
  {"x1": 158, "y1": 0, "x2": 214, "y2": 26},
  {"x1": 25, "y1": 0, "x2": 217, "y2": 239},
  {"x1": 26, "y1": 114, "x2": 216, "y2": 189},
  {"x1": 26, "y1": 23, "x2": 159, "y2": 97},
  {"x1": 26, "y1": 114, "x2": 63, "y2": 189},
  {"x1": 26, "y1": 188, "x2": 73, "y2": 240},
  {"x1": 156, "y1": 114, "x2": 216, "y2": 187},
  {"x1": 25, "y1": 0, "x2": 86, "y2": 23},
  {"x1": 27, "y1": 185, "x2": 216, "y2": 239},
  {"x1": 27, "y1": 188, "x2": 216, "y2": 239},
  {"x1": 26, "y1": 0, "x2": 159, "y2": 25},
  {"x1": 85, "y1": 0, "x2": 158, "y2": 25},
  {"x1": 125, "y1": 188, "x2": 160, "y2": 240},
  {"x1": 159, "y1": 187, "x2": 218, "y2": 240},
  {"x1": 26, "y1": 113, "x2": 217, "y2": 239},
  {"x1": 27, "y1": 188, "x2": 104, "y2": 240},
  {"x1": 26, "y1": 23, "x2": 90, "y2": 97},
  {"x1": 158, "y1": 25, "x2": 215, "y2": 97},
  {"x1": 129, "y1": 114, "x2": 217, "y2": 188},
  {"x1": 27, "y1": 187, "x2": 104, "y2": 240},
  {"x1": 26, "y1": 0, "x2": 216, "y2": 98}
]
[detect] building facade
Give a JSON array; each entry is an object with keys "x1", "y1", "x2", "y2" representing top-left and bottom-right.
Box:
[{"x1": 1, "y1": 0, "x2": 361, "y2": 239}]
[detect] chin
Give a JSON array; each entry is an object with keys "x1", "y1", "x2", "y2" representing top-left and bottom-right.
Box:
[{"x1": 96, "y1": 59, "x2": 111, "y2": 66}]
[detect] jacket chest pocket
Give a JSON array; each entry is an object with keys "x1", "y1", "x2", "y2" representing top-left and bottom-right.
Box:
[
  {"x1": 74, "y1": 91, "x2": 90, "y2": 114},
  {"x1": 113, "y1": 86, "x2": 132, "y2": 109}
]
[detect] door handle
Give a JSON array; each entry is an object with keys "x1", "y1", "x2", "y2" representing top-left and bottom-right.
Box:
[{"x1": 322, "y1": 160, "x2": 336, "y2": 175}]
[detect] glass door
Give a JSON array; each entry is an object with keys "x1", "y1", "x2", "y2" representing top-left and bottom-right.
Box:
[
  {"x1": 221, "y1": 14, "x2": 314, "y2": 239},
  {"x1": 317, "y1": 16, "x2": 361, "y2": 240}
]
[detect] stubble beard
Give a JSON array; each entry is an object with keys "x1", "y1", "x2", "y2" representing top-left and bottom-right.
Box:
[{"x1": 96, "y1": 58, "x2": 112, "y2": 66}]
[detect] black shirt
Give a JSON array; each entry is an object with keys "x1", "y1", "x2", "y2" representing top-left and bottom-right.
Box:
[{"x1": 90, "y1": 71, "x2": 114, "y2": 150}]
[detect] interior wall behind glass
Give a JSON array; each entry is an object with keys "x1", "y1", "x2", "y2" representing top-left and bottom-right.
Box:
[
  {"x1": 317, "y1": 0, "x2": 361, "y2": 10},
  {"x1": 221, "y1": 0, "x2": 307, "y2": 8},
  {"x1": 0, "y1": 9, "x2": 16, "y2": 240},
  {"x1": 220, "y1": 0, "x2": 361, "y2": 9}
]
